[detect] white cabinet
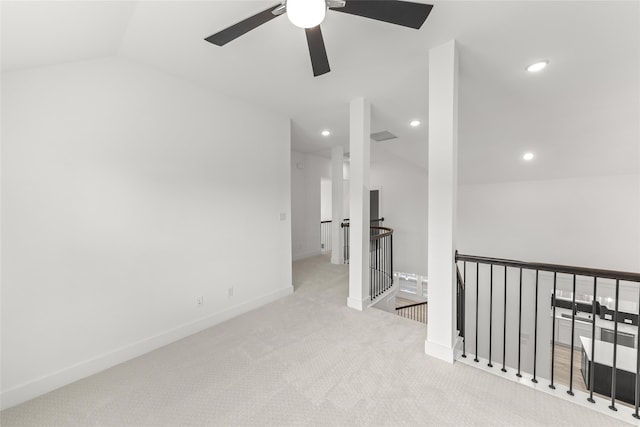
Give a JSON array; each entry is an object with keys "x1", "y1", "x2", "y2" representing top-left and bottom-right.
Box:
[{"x1": 555, "y1": 317, "x2": 594, "y2": 348}]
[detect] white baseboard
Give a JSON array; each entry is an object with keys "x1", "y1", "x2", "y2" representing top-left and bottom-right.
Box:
[
  {"x1": 347, "y1": 296, "x2": 371, "y2": 311},
  {"x1": 0, "y1": 285, "x2": 294, "y2": 410},
  {"x1": 424, "y1": 338, "x2": 458, "y2": 364}
]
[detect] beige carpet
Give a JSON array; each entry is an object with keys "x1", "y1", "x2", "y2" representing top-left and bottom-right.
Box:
[{"x1": 1, "y1": 254, "x2": 628, "y2": 426}]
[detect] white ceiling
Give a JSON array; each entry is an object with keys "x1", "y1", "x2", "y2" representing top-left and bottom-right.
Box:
[{"x1": 2, "y1": 1, "x2": 639, "y2": 183}]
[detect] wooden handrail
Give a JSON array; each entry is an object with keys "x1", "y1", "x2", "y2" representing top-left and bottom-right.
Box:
[
  {"x1": 370, "y1": 226, "x2": 393, "y2": 240},
  {"x1": 396, "y1": 301, "x2": 427, "y2": 310},
  {"x1": 456, "y1": 252, "x2": 640, "y2": 283}
]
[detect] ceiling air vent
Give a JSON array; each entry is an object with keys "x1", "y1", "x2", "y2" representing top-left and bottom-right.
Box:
[{"x1": 370, "y1": 131, "x2": 398, "y2": 142}]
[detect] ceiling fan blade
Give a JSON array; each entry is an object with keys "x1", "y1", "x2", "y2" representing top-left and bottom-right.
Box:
[
  {"x1": 330, "y1": 0, "x2": 433, "y2": 29},
  {"x1": 305, "y1": 26, "x2": 330, "y2": 77},
  {"x1": 205, "y1": 4, "x2": 283, "y2": 46}
]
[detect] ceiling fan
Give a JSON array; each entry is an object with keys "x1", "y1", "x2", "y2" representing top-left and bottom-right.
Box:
[{"x1": 204, "y1": 0, "x2": 433, "y2": 77}]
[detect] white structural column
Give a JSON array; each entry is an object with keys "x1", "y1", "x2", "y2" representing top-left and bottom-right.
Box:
[
  {"x1": 347, "y1": 97, "x2": 371, "y2": 310},
  {"x1": 426, "y1": 40, "x2": 459, "y2": 363},
  {"x1": 331, "y1": 145, "x2": 344, "y2": 264}
]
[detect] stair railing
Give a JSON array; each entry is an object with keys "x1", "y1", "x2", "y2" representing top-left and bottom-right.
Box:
[
  {"x1": 456, "y1": 251, "x2": 640, "y2": 420},
  {"x1": 396, "y1": 301, "x2": 427, "y2": 323},
  {"x1": 340, "y1": 218, "x2": 392, "y2": 300}
]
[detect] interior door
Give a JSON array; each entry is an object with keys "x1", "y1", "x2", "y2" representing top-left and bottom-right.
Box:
[{"x1": 370, "y1": 190, "x2": 379, "y2": 221}]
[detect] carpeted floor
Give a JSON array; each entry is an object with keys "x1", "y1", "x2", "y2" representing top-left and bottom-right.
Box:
[{"x1": 0, "y1": 254, "x2": 629, "y2": 426}]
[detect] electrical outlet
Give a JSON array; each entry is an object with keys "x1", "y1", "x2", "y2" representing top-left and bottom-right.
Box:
[
  {"x1": 197, "y1": 296, "x2": 204, "y2": 306},
  {"x1": 228, "y1": 287, "x2": 234, "y2": 297}
]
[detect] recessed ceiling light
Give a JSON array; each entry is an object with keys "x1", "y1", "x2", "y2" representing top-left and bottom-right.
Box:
[
  {"x1": 523, "y1": 152, "x2": 534, "y2": 161},
  {"x1": 321, "y1": 130, "x2": 331, "y2": 137},
  {"x1": 410, "y1": 120, "x2": 421, "y2": 127},
  {"x1": 526, "y1": 60, "x2": 549, "y2": 72}
]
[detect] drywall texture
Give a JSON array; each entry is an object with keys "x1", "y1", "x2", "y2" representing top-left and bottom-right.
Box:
[
  {"x1": 290, "y1": 151, "x2": 330, "y2": 260},
  {"x1": 1, "y1": 57, "x2": 292, "y2": 408}
]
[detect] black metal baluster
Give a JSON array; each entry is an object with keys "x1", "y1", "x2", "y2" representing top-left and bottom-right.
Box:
[
  {"x1": 372, "y1": 240, "x2": 375, "y2": 298},
  {"x1": 474, "y1": 262, "x2": 480, "y2": 363},
  {"x1": 342, "y1": 223, "x2": 346, "y2": 264},
  {"x1": 377, "y1": 239, "x2": 380, "y2": 296},
  {"x1": 384, "y1": 237, "x2": 386, "y2": 290},
  {"x1": 382, "y1": 237, "x2": 385, "y2": 292},
  {"x1": 376, "y1": 239, "x2": 379, "y2": 297},
  {"x1": 388, "y1": 236, "x2": 391, "y2": 288},
  {"x1": 634, "y1": 279, "x2": 640, "y2": 419},
  {"x1": 387, "y1": 237, "x2": 390, "y2": 290},
  {"x1": 462, "y1": 261, "x2": 467, "y2": 358},
  {"x1": 502, "y1": 266, "x2": 507, "y2": 372},
  {"x1": 369, "y1": 243, "x2": 372, "y2": 298},
  {"x1": 373, "y1": 239, "x2": 384, "y2": 295},
  {"x1": 369, "y1": 238, "x2": 372, "y2": 298},
  {"x1": 462, "y1": 266, "x2": 466, "y2": 345},
  {"x1": 532, "y1": 269, "x2": 539, "y2": 383},
  {"x1": 588, "y1": 276, "x2": 597, "y2": 404},
  {"x1": 381, "y1": 238, "x2": 384, "y2": 292},
  {"x1": 609, "y1": 279, "x2": 620, "y2": 411},
  {"x1": 550, "y1": 272, "x2": 557, "y2": 389},
  {"x1": 389, "y1": 234, "x2": 393, "y2": 284},
  {"x1": 386, "y1": 237, "x2": 389, "y2": 289},
  {"x1": 568, "y1": 274, "x2": 576, "y2": 396},
  {"x1": 488, "y1": 264, "x2": 493, "y2": 368},
  {"x1": 380, "y1": 237, "x2": 383, "y2": 292},
  {"x1": 516, "y1": 268, "x2": 523, "y2": 378},
  {"x1": 383, "y1": 237, "x2": 386, "y2": 291},
  {"x1": 379, "y1": 238, "x2": 382, "y2": 293},
  {"x1": 377, "y1": 238, "x2": 380, "y2": 296}
]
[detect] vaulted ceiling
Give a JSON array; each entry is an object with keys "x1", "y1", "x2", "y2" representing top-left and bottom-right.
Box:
[{"x1": 2, "y1": 1, "x2": 638, "y2": 183}]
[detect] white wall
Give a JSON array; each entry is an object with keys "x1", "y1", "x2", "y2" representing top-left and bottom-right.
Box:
[
  {"x1": 290, "y1": 151, "x2": 330, "y2": 260},
  {"x1": 1, "y1": 57, "x2": 293, "y2": 408},
  {"x1": 370, "y1": 151, "x2": 429, "y2": 276},
  {"x1": 342, "y1": 161, "x2": 350, "y2": 220},
  {"x1": 320, "y1": 178, "x2": 332, "y2": 221},
  {"x1": 458, "y1": 174, "x2": 640, "y2": 271}
]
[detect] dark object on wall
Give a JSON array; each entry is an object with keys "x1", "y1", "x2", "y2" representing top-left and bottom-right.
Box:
[
  {"x1": 551, "y1": 295, "x2": 601, "y2": 317},
  {"x1": 600, "y1": 305, "x2": 639, "y2": 326}
]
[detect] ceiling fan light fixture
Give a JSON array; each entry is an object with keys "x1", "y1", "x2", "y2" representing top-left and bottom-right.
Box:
[{"x1": 287, "y1": 0, "x2": 326, "y2": 29}]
